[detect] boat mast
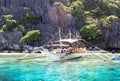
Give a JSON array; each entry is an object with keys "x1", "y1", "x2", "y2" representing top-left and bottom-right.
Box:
[
  {"x1": 76, "y1": 32, "x2": 79, "y2": 49},
  {"x1": 59, "y1": 27, "x2": 62, "y2": 53},
  {"x1": 69, "y1": 29, "x2": 71, "y2": 39}
]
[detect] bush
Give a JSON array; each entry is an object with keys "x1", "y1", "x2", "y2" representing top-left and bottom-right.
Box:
[
  {"x1": 101, "y1": 15, "x2": 118, "y2": 28},
  {"x1": 0, "y1": 30, "x2": 3, "y2": 32},
  {"x1": 85, "y1": 16, "x2": 98, "y2": 24},
  {"x1": 17, "y1": 25, "x2": 25, "y2": 32},
  {"x1": 20, "y1": 30, "x2": 40, "y2": 45},
  {"x1": 80, "y1": 24, "x2": 102, "y2": 42},
  {"x1": 106, "y1": 15, "x2": 118, "y2": 21},
  {"x1": 1, "y1": 14, "x2": 25, "y2": 33},
  {"x1": 103, "y1": 0, "x2": 120, "y2": 17},
  {"x1": 3, "y1": 14, "x2": 13, "y2": 19},
  {"x1": 70, "y1": 0, "x2": 85, "y2": 21},
  {"x1": 54, "y1": 2, "x2": 70, "y2": 12},
  {"x1": 24, "y1": 13, "x2": 39, "y2": 25},
  {"x1": 54, "y1": 1, "x2": 85, "y2": 23},
  {"x1": 19, "y1": 13, "x2": 39, "y2": 29},
  {"x1": 102, "y1": 18, "x2": 110, "y2": 29},
  {"x1": 1, "y1": 19, "x2": 17, "y2": 33}
]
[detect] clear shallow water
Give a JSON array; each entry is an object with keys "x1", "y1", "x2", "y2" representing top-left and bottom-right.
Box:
[{"x1": 0, "y1": 53, "x2": 120, "y2": 81}]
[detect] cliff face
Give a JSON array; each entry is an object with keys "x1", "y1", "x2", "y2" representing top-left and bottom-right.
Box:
[
  {"x1": 100, "y1": 19, "x2": 120, "y2": 49},
  {"x1": 0, "y1": 30, "x2": 22, "y2": 50},
  {"x1": 0, "y1": 0, "x2": 77, "y2": 50},
  {"x1": 0, "y1": 0, "x2": 68, "y2": 22},
  {"x1": 0, "y1": 0, "x2": 120, "y2": 50}
]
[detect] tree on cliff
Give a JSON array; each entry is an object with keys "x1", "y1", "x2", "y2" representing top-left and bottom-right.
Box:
[
  {"x1": 20, "y1": 30, "x2": 41, "y2": 45},
  {"x1": 80, "y1": 24, "x2": 102, "y2": 43}
]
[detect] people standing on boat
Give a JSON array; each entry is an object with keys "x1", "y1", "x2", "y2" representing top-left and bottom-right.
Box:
[{"x1": 67, "y1": 47, "x2": 73, "y2": 54}]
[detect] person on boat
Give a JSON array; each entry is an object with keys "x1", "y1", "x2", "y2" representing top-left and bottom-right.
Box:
[
  {"x1": 67, "y1": 47, "x2": 73, "y2": 54},
  {"x1": 56, "y1": 47, "x2": 61, "y2": 54},
  {"x1": 66, "y1": 43, "x2": 73, "y2": 53}
]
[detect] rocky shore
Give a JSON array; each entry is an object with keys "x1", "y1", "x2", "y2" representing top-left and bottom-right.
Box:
[{"x1": 0, "y1": 50, "x2": 22, "y2": 53}]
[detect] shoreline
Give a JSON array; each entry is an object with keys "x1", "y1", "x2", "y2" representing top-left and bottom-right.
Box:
[
  {"x1": 0, "y1": 48, "x2": 120, "y2": 53},
  {"x1": 0, "y1": 50, "x2": 119, "y2": 54},
  {"x1": 0, "y1": 53, "x2": 120, "y2": 56}
]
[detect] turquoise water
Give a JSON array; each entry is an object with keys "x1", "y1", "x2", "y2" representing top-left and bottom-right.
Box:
[{"x1": 0, "y1": 53, "x2": 120, "y2": 81}]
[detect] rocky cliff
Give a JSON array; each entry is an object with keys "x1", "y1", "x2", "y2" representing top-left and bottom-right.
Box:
[
  {"x1": 0, "y1": 30, "x2": 23, "y2": 50},
  {"x1": 0, "y1": 0, "x2": 120, "y2": 51},
  {"x1": 0, "y1": 0, "x2": 77, "y2": 51},
  {"x1": 100, "y1": 19, "x2": 120, "y2": 49}
]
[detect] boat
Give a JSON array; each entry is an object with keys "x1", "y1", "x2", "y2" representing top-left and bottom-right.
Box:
[
  {"x1": 19, "y1": 28, "x2": 112, "y2": 61},
  {"x1": 113, "y1": 56, "x2": 120, "y2": 60},
  {"x1": 39, "y1": 28, "x2": 86, "y2": 61},
  {"x1": 39, "y1": 47, "x2": 84, "y2": 61}
]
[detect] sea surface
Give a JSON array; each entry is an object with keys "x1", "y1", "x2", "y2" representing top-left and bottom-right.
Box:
[{"x1": 0, "y1": 53, "x2": 120, "y2": 81}]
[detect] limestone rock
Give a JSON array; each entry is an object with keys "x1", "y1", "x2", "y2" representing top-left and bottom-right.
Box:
[
  {"x1": 0, "y1": 31, "x2": 23, "y2": 51},
  {"x1": 0, "y1": 0, "x2": 76, "y2": 46},
  {"x1": 100, "y1": 18, "x2": 120, "y2": 49},
  {"x1": 7, "y1": 30, "x2": 23, "y2": 43},
  {"x1": 48, "y1": 5, "x2": 73, "y2": 27}
]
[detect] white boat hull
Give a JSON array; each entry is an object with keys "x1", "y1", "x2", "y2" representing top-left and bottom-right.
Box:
[
  {"x1": 58, "y1": 54, "x2": 82, "y2": 61},
  {"x1": 40, "y1": 48, "x2": 82, "y2": 61}
]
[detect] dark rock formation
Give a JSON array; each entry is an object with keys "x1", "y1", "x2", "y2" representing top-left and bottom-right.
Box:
[
  {"x1": 99, "y1": 18, "x2": 120, "y2": 49},
  {"x1": 0, "y1": 30, "x2": 23, "y2": 51},
  {"x1": 48, "y1": 4, "x2": 72, "y2": 27},
  {"x1": 0, "y1": 0, "x2": 68, "y2": 21},
  {"x1": 0, "y1": 0, "x2": 76, "y2": 46}
]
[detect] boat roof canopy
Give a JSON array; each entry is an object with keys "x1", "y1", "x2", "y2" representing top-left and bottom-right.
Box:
[
  {"x1": 60, "y1": 39, "x2": 79, "y2": 43},
  {"x1": 47, "y1": 44, "x2": 69, "y2": 47}
]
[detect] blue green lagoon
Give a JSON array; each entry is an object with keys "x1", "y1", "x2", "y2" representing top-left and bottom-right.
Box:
[{"x1": 0, "y1": 53, "x2": 120, "y2": 81}]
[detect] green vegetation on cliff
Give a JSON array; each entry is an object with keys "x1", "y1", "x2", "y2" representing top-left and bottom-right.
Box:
[
  {"x1": 3, "y1": 14, "x2": 13, "y2": 19},
  {"x1": 0, "y1": 14, "x2": 25, "y2": 33},
  {"x1": 70, "y1": 0, "x2": 85, "y2": 21},
  {"x1": 80, "y1": 24, "x2": 102, "y2": 43},
  {"x1": 20, "y1": 30, "x2": 40, "y2": 45},
  {"x1": 101, "y1": 15, "x2": 118, "y2": 28},
  {"x1": 19, "y1": 13, "x2": 39, "y2": 30},
  {"x1": 1, "y1": 19, "x2": 17, "y2": 33},
  {"x1": 58, "y1": 0, "x2": 120, "y2": 43},
  {"x1": 0, "y1": 0, "x2": 120, "y2": 46},
  {"x1": 0, "y1": 13, "x2": 40, "y2": 33}
]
